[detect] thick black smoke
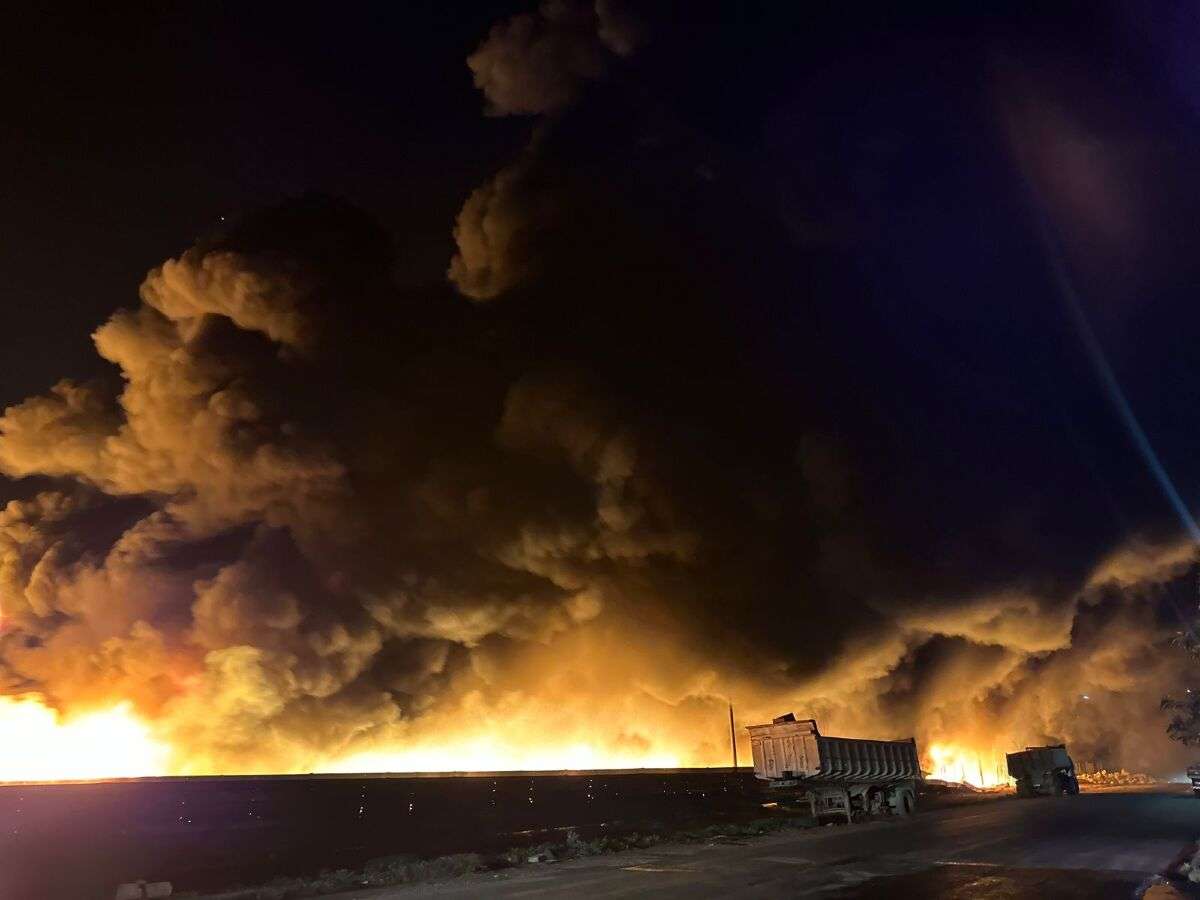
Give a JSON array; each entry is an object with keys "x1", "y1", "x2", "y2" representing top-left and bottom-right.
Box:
[{"x1": 0, "y1": 2, "x2": 1194, "y2": 775}]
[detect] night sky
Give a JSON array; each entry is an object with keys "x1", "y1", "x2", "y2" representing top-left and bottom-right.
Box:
[
  {"x1": 4, "y1": 1, "x2": 1200, "y2": 773},
  {"x1": 9, "y1": 3, "x2": 1199, "y2": 549}
]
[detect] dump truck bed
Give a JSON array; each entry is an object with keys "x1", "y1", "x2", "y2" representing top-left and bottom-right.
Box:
[{"x1": 747, "y1": 717, "x2": 921, "y2": 783}]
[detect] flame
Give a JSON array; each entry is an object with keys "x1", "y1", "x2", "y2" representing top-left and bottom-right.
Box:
[
  {"x1": 927, "y1": 742, "x2": 1011, "y2": 788},
  {"x1": 0, "y1": 689, "x2": 1021, "y2": 785},
  {"x1": 0, "y1": 695, "x2": 169, "y2": 782},
  {"x1": 0, "y1": 692, "x2": 692, "y2": 780}
]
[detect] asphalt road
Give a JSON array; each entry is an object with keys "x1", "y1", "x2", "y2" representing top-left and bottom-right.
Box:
[{"x1": 319, "y1": 785, "x2": 1200, "y2": 899}]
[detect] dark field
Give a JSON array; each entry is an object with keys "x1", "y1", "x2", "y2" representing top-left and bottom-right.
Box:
[
  {"x1": 0, "y1": 768, "x2": 764, "y2": 899},
  {"x1": 354, "y1": 786, "x2": 1198, "y2": 900}
]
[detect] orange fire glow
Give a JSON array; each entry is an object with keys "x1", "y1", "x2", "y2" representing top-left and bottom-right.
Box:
[
  {"x1": 0, "y1": 692, "x2": 696, "y2": 781},
  {"x1": 927, "y1": 742, "x2": 1011, "y2": 788},
  {"x1": 321, "y1": 739, "x2": 683, "y2": 775},
  {"x1": 0, "y1": 689, "x2": 1025, "y2": 786},
  {"x1": 0, "y1": 695, "x2": 170, "y2": 782}
]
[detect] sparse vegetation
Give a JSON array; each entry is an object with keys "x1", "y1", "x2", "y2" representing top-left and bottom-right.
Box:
[
  {"x1": 184, "y1": 854, "x2": 484, "y2": 899},
  {"x1": 187, "y1": 814, "x2": 817, "y2": 898},
  {"x1": 509, "y1": 815, "x2": 817, "y2": 865}
]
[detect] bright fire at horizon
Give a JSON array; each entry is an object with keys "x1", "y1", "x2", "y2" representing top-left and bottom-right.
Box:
[
  {"x1": 0, "y1": 693, "x2": 1015, "y2": 785},
  {"x1": 320, "y1": 742, "x2": 684, "y2": 775},
  {"x1": 0, "y1": 694, "x2": 692, "y2": 782},
  {"x1": 0, "y1": 695, "x2": 170, "y2": 782}
]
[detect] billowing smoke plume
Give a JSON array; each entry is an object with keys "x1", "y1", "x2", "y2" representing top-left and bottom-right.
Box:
[
  {"x1": 449, "y1": 0, "x2": 646, "y2": 301},
  {"x1": 468, "y1": 0, "x2": 645, "y2": 116},
  {"x1": 0, "y1": 3, "x2": 1195, "y2": 777},
  {"x1": 449, "y1": 138, "x2": 551, "y2": 301}
]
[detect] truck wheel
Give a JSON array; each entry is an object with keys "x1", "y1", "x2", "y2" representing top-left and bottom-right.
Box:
[
  {"x1": 1015, "y1": 779, "x2": 1030, "y2": 798},
  {"x1": 1067, "y1": 777, "x2": 1080, "y2": 796},
  {"x1": 1052, "y1": 773, "x2": 1069, "y2": 796},
  {"x1": 868, "y1": 787, "x2": 886, "y2": 816},
  {"x1": 894, "y1": 790, "x2": 914, "y2": 816}
]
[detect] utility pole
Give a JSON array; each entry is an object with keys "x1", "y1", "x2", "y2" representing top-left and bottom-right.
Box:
[{"x1": 728, "y1": 702, "x2": 738, "y2": 768}]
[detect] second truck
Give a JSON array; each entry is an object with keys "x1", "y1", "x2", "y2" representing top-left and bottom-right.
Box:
[{"x1": 1006, "y1": 744, "x2": 1080, "y2": 797}]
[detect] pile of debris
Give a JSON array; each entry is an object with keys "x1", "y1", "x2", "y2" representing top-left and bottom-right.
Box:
[
  {"x1": 923, "y1": 779, "x2": 1008, "y2": 793},
  {"x1": 1075, "y1": 768, "x2": 1155, "y2": 786}
]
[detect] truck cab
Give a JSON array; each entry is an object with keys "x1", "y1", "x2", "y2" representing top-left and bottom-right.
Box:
[
  {"x1": 1006, "y1": 744, "x2": 1080, "y2": 797},
  {"x1": 1186, "y1": 763, "x2": 1200, "y2": 795}
]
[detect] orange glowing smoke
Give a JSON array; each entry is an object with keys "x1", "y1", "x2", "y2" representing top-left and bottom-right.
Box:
[
  {"x1": 927, "y1": 742, "x2": 1011, "y2": 788},
  {"x1": 0, "y1": 695, "x2": 169, "y2": 782},
  {"x1": 321, "y1": 739, "x2": 683, "y2": 775}
]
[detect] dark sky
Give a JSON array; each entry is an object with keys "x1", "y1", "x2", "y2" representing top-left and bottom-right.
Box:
[
  {"x1": 10, "y1": 1, "x2": 1198, "y2": 570},
  {"x1": 5, "y1": 3, "x2": 515, "y2": 396},
  {"x1": 6, "y1": 2, "x2": 1200, "y2": 769}
]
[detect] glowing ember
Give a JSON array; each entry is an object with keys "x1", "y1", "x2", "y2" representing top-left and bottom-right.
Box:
[
  {"x1": 0, "y1": 695, "x2": 169, "y2": 782},
  {"x1": 927, "y1": 742, "x2": 1011, "y2": 788}
]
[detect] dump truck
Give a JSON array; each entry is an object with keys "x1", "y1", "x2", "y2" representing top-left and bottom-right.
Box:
[
  {"x1": 1186, "y1": 763, "x2": 1200, "y2": 795},
  {"x1": 746, "y1": 713, "x2": 922, "y2": 822},
  {"x1": 1006, "y1": 744, "x2": 1079, "y2": 797}
]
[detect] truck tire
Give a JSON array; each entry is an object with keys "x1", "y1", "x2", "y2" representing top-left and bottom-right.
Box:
[
  {"x1": 894, "y1": 790, "x2": 915, "y2": 816},
  {"x1": 1052, "y1": 773, "x2": 1069, "y2": 796},
  {"x1": 1067, "y1": 777, "x2": 1080, "y2": 796},
  {"x1": 864, "y1": 787, "x2": 885, "y2": 817},
  {"x1": 1015, "y1": 779, "x2": 1031, "y2": 798}
]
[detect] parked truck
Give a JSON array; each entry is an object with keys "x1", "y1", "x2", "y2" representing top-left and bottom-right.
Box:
[
  {"x1": 1006, "y1": 744, "x2": 1079, "y2": 797},
  {"x1": 746, "y1": 713, "x2": 922, "y2": 823},
  {"x1": 1186, "y1": 763, "x2": 1200, "y2": 795}
]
